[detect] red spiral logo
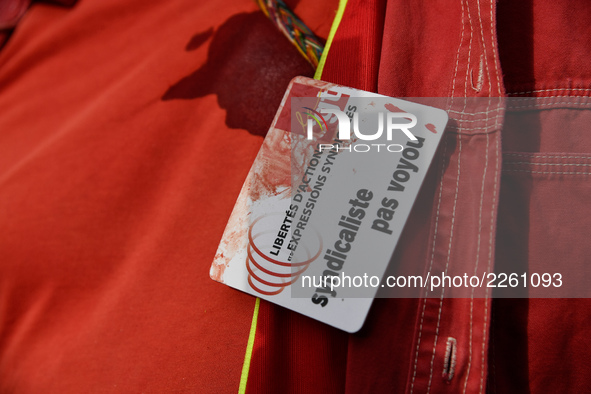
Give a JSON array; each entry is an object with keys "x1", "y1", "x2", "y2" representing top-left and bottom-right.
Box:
[{"x1": 247, "y1": 214, "x2": 322, "y2": 296}]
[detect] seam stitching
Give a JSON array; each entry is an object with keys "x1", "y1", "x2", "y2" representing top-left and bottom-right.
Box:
[
  {"x1": 508, "y1": 88, "x2": 591, "y2": 95},
  {"x1": 482, "y1": 0, "x2": 503, "y2": 390},
  {"x1": 506, "y1": 162, "x2": 591, "y2": 167},
  {"x1": 503, "y1": 169, "x2": 591, "y2": 175},
  {"x1": 504, "y1": 153, "x2": 591, "y2": 159},
  {"x1": 429, "y1": 0, "x2": 472, "y2": 390},
  {"x1": 411, "y1": 0, "x2": 467, "y2": 391}
]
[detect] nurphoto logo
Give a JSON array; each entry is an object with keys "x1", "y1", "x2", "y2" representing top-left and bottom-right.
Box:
[{"x1": 304, "y1": 107, "x2": 418, "y2": 141}]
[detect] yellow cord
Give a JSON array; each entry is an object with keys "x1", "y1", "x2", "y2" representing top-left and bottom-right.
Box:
[
  {"x1": 314, "y1": 0, "x2": 349, "y2": 80},
  {"x1": 238, "y1": 297, "x2": 261, "y2": 394},
  {"x1": 238, "y1": 1, "x2": 349, "y2": 392}
]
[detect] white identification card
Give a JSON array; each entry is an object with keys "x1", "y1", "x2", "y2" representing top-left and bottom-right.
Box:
[{"x1": 210, "y1": 76, "x2": 448, "y2": 332}]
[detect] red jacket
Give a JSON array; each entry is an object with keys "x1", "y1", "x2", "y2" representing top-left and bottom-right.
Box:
[{"x1": 0, "y1": 0, "x2": 589, "y2": 392}]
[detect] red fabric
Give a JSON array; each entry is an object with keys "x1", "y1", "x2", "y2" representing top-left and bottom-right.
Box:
[
  {"x1": 1, "y1": 0, "x2": 590, "y2": 392},
  {"x1": 314, "y1": 0, "x2": 387, "y2": 92},
  {"x1": 491, "y1": 1, "x2": 591, "y2": 392},
  {"x1": 0, "y1": 0, "x2": 336, "y2": 391},
  {"x1": 246, "y1": 0, "x2": 591, "y2": 393},
  {"x1": 0, "y1": 0, "x2": 77, "y2": 30},
  {"x1": 0, "y1": 0, "x2": 77, "y2": 48},
  {"x1": 0, "y1": 0, "x2": 31, "y2": 29},
  {"x1": 246, "y1": 2, "x2": 389, "y2": 392}
]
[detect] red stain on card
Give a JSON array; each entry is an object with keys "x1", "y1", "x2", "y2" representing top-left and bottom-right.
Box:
[
  {"x1": 384, "y1": 103, "x2": 414, "y2": 122},
  {"x1": 210, "y1": 251, "x2": 226, "y2": 282},
  {"x1": 384, "y1": 103, "x2": 405, "y2": 112},
  {"x1": 249, "y1": 129, "x2": 291, "y2": 201},
  {"x1": 211, "y1": 216, "x2": 249, "y2": 282},
  {"x1": 426, "y1": 123, "x2": 437, "y2": 133}
]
